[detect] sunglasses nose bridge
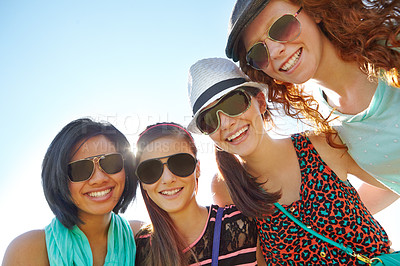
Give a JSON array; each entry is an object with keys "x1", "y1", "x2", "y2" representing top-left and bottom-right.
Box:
[
  {"x1": 91, "y1": 156, "x2": 105, "y2": 173},
  {"x1": 88, "y1": 156, "x2": 110, "y2": 182},
  {"x1": 216, "y1": 109, "x2": 237, "y2": 130},
  {"x1": 264, "y1": 38, "x2": 286, "y2": 59},
  {"x1": 159, "y1": 162, "x2": 177, "y2": 183}
]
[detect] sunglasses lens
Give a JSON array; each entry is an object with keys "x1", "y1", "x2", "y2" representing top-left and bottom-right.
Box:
[
  {"x1": 100, "y1": 153, "x2": 124, "y2": 175},
  {"x1": 247, "y1": 14, "x2": 301, "y2": 70},
  {"x1": 168, "y1": 153, "x2": 197, "y2": 177},
  {"x1": 197, "y1": 109, "x2": 219, "y2": 135},
  {"x1": 269, "y1": 14, "x2": 300, "y2": 42},
  {"x1": 136, "y1": 159, "x2": 163, "y2": 184},
  {"x1": 197, "y1": 90, "x2": 250, "y2": 134},
  {"x1": 246, "y1": 42, "x2": 269, "y2": 70},
  {"x1": 68, "y1": 160, "x2": 94, "y2": 182},
  {"x1": 219, "y1": 90, "x2": 250, "y2": 115}
]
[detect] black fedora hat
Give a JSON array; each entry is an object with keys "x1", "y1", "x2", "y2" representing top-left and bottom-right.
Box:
[{"x1": 226, "y1": 0, "x2": 270, "y2": 62}]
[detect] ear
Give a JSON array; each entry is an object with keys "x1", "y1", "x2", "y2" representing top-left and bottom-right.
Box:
[{"x1": 255, "y1": 92, "x2": 267, "y2": 113}]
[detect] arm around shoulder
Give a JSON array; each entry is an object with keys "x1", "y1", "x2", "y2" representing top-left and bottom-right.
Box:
[
  {"x1": 343, "y1": 139, "x2": 399, "y2": 213},
  {"x1": 308, "y1": 132, "x2": 399, "y2": 213},
  {"x1": 2, "y1": 230, "x2": 49, "y2": 266}
]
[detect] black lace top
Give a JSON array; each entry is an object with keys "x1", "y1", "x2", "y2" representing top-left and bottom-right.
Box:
[{"x1": 135, "y1": 204, "x2": 257, "y2": 265}]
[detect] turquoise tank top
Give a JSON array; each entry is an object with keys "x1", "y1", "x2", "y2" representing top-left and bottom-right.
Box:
[{"x1": 315, "y1": 79, "x2": 400, "y2": 194}]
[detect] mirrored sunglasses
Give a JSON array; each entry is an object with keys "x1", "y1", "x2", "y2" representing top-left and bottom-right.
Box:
[
  {"x1": 246, "y1": 7, "x2": 303, "y2": 70},
  {"x1": 68, "y1": 153, "x2": 124, "y2": 182},
  {"x1": 196, "y1": 89, "x2": 251, "y2": 135},
  {"x1": 136, "y1": 153, "x2": 197, "y2": 185}
]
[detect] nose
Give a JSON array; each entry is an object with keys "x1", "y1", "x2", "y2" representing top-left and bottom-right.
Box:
[
  {"x1": 265, "y1": 38, "x2": 286, "y2": 60},
  {"x1": 217, "y1": 111, "x2": 236, "y2": 132},
  {"x1": 160, "y1": 164, "x2": 177, "y2": 184},
  {"x1": 88, "y1": 161, "x2": 109, "y2": 185}
]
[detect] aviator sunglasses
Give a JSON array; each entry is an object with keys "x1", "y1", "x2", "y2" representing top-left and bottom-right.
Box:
[
  {"x1": 68, "y1": 153, "x2": 124, "y2": 182},
  {"x1": 196, "y1": 89, "x2": 251, "y2": 135},
  {"x1": 136, "y1": 153, "x2": 197, "y2": 184},
  {"x1": 246, "y1": 7, "x2": 303, "y2": 70}
]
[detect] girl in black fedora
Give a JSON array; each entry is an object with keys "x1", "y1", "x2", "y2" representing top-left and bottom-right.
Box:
[
  {"x1": 187, "y1": 57, "x2": 393, "y2": 265},
  {"x1": 225, "y1": 0, "x2": 400, "y2": 197}
]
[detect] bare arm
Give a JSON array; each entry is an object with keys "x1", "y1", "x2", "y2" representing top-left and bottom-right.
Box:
[
  {"x1": 353, "y1": 179, "x2": 399, "y2": 215},
  {"x1": 2, "y1": 230, "x2": 49, "y2": 266},
  {"x1": 309, "y1": 133, "x2": 399, "y2": 214},
  {"x1": 211, "y1": 173, "x2": 234, "y2": 207}
]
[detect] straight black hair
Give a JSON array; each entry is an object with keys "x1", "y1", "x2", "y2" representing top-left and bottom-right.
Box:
[{"x1": 42, "y1": 118, "x2": 137, "y2": 229}]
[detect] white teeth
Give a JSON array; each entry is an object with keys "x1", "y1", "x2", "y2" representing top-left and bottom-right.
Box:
[
  {"x1": 88, "y1": 188, "x2": 111, "y2": 197},
  {"x1": 281, "y1": 49, "x2": 302, "y2": 71},
  {"x1": 227, "y1": 126, "x2": 248, "y2": 141},
  {"x1": 160, "y1": 188, "x2": 182, "y2": 196}
]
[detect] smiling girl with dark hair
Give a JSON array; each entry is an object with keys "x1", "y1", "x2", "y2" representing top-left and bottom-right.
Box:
[
  {"x1": 134, "y1": 122, "x2": 262, "y2": 266},
  {"x1": 3, "y1": 118, "x2": 139, "y2": 266},
  {"x1": 187, "y1": 57, "x2": 394, "y2": 265}
]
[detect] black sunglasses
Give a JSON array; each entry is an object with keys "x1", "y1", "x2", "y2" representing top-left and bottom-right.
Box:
[
  {"x1": 246, "y1": 7, "x2": 303, "y2": 70},
  {"x1": 196, "y1": 89, "x2": 251, "y2": 135},
  {"x1": 68, "y1": 153, "x2": 124, "y2": 182},
  {"x1": 136, "y1": 153, "x2": 197, "y2": 185}
]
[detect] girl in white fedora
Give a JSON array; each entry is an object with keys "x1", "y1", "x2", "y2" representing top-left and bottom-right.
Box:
[{"x1": 187, "y1": 57, "x2": 393, "y2": 265}]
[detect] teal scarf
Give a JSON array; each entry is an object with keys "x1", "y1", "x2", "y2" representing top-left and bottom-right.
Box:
[{"x1": 45, "y1": 212, "x2": 136, "y2": 265}]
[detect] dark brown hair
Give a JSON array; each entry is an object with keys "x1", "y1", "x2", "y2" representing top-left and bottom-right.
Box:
[
  {"x1": 215, "y1": 86, "x2": 282, "y2": 218},
  {"x1": 135, "y1": 122, "x2": 197, "y2": 266},
  {"x1": 42, "y1": 118, "x2": 137, "y2": 229}
]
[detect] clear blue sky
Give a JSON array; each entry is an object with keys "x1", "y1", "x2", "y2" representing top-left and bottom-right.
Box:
[
  {"x1": 0, "y1": 0, "x2": 238, "y2": 257},
  {"x1": 1, "y1": 0, "x2": 399, "y2": 260}
]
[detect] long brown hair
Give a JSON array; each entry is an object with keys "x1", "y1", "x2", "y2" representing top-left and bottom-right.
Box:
[
  {"x1": 135, "y1": 122, "x2": 197, "y2": 266},
  {"x1": 237, "y1": 0, "x2": 400, "y2": 139},
  {"x1": 215, "y1": 86, "x2": 282, "y2": 218}
]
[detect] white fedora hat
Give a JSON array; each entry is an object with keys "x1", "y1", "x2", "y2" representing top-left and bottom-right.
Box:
[{"x1": 187, "y1": 57, "x2": 268, "y2": 134}]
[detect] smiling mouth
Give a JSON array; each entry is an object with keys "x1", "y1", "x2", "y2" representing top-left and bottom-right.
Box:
[
  {"x1": 87, "y1": 188, "x2": 112, "y2": 197},
  {"x1": 160, "y1": 188, "x2": 183, "y2": 196},
  {"x1": 280, "y1": 48, "x2": 302, "y2": 71},
  {"x1": 226, "y1": 126, "x2": 249, "y2": 142}
]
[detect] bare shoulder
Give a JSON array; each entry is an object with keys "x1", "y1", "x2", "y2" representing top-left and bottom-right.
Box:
[
  {"x1": 2, "y1": 230, "x2": 49, "y2": 266},
  {"x1": 129, "y1": 220, "x2": 146, "y2": 235},
  {"x1": 307, "y1": 132, "x2": 347, "y2": 157},
  {"x1": 307, "y1": 132, "x2": 350, "y2": 180},
  {"x1": 211, "y1": 173, "x2": 234, "y2": 207}
]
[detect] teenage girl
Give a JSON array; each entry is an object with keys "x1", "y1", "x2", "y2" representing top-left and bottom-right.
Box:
[
  {"x1": 187, "y1": 57, "x2": 391, "y2": 265},
  {"x1": 226, "y1": 0, "x2": 400, "y2": 195},
  {"x1": 134, "y1": 122, "x2": 262, "y2": 266}
]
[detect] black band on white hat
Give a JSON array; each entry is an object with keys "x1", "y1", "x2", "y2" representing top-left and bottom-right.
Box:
[{"x1": 192, "y1": 77, "x2": 246, "y2": 114}]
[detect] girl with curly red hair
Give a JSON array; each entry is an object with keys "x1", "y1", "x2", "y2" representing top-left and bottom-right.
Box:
[{"x1": 226, "y1": 0, "x2": 400, "y2": 195}]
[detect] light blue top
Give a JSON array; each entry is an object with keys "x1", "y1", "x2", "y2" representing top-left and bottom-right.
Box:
[
  {"x1": 45, "y1": 212, "x2": 136, "y2": 265},
  {"x1": 315, "y1": 79, "x2": 400, "y2": 194}
]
